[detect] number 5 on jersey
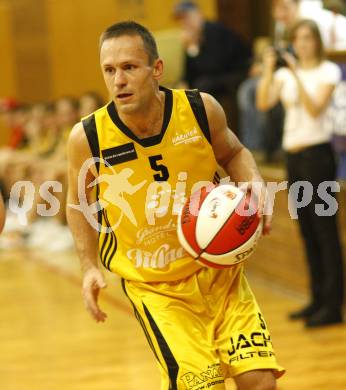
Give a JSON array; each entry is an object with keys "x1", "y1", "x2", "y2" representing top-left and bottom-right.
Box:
[{"x1": 149, "y1": 155, "x2": 170, "y2": 182}]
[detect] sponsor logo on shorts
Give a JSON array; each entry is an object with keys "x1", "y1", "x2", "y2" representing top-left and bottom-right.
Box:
[
  {"x1": 180, "y1": 364, "x2": 224, "y2": 390},
  {"x1": 229, "y1": 349, "x2": 276, "y2": 364},
  {"x1": 227, "y1": 313, "x2": 275, "y2": 364}
]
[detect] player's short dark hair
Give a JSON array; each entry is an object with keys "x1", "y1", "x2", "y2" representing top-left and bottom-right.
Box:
[{"x1": 100, "y1": 21, "x2": 159, "y2": 64}]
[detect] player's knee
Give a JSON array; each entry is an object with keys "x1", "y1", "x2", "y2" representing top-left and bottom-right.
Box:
[
  {"x1": 236, "y1": 371, "x2": 277, "y2": 390},
  {"x1": 256, "y1": 378, "x2": 276, "y2": 390},
  {"x1": 250, "y1": 376, "x2": 276, "y2": 390}
]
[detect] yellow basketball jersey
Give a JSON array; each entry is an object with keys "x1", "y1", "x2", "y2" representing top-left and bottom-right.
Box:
[{"x1": 82, "y1": 87, "x2": 219, "y2": 282}]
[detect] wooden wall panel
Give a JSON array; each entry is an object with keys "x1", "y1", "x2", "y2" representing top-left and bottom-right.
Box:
[
  {"x1": 46, "y1": 0, "x2": 216, "y2": 99},
  {"x1": 0, "y1": 1, "x2": 16, "y2": 98},
  {"x1": 0, "y1": 1, "x2": 16, "y2": 145},
  {"x1": 10, "y1": 0, "x2": 52, "y2": 102},
  {"x1": 217, "y1": 0, "x2": 272, "y2": 43},
  {"x1": 0, "y1": 0, "x2": 217, "y2": 103}
]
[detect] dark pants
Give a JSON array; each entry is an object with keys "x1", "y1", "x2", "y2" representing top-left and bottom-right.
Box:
[{"x1": 286, "y1": 143, "x2": 344, "y2": 312}]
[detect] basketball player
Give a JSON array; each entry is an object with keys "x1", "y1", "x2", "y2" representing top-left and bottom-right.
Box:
[{"x1": 67, "y1": 21, "x2": 284, "y2": 390}]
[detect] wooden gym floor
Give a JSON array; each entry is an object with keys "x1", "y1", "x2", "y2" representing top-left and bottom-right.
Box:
[{"x1": 1, "y1": 248, "x2": 345, "y2": 390}]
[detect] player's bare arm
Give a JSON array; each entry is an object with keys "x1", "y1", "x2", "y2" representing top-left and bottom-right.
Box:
[
  {"x1": 201, "y1": 92, "x2": 272, "y2": 234},
  {"x1": 66, "y1": 122, "x2": 107, "y2": 322}
]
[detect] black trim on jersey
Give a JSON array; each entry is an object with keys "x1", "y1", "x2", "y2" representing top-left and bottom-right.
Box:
[
  {"x1": 96, "y1": 185, "x2": 102, "y2": 233},
  {"x1": 121, "y1": 279, "x2": 164, "y2": 368},
  {"x1": 99, "y1": 227, "x2": 111, "y2": 268},
  {"x1": 106, "y1": 86, "x2": 173, "y2": 148},
  {"x1": 82, "y1": 114, "x2": 103, "y2": 235},
  {"x1": 185, "y1": 89, "x2": 211, "y2": 144},
  {"x1": 82, "y1": 114, "x2": 100, "y2": 172},
  {"x1": 99, "y1": 210, "x2": 117, "y2": 270},
  {"x1": 213, "y1": 171, "x2": 221, "y2": 184},
  {"x1": 143, "y1": 303, "x2": 179, "y2": 390},
  {"x1": 104, "y1": 210, "x2": 117, "y2": 270}
]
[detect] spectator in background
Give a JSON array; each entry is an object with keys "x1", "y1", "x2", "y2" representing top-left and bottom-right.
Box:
[
  {"x1": 79, "y1": 91, "x2": 104, "y2": 117},
  {"x1": 0, "y1": 97, "x2": 79, "y2": 251},
  {"x1": 239, "y1": 0, "x2": 346, "y2": 162},
  {"x1": 36, "y1": 97, "x2": 79, "y2": 226},
  {"x1": 0, "y1": 98, "x2": 27, "y2": 150},
  {"x1": 237, "y1": 38, "x2": 284, "y2": 162},
  {"x1": 273, "y1": 0, "x2": 346, "y2": 49},
  {"x1": 257, "y1": 19, "x2": 344, "y2": 327},
  {"x1": 173, "y1": 0, "x2": 251, "y2": 126},
  {"x1": 0, "y1": 101, "x2": 30, "y2": 197}
]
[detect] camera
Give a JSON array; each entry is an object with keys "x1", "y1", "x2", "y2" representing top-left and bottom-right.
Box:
[
  {"x1": 274, "y1": 48, "x2": 288, "y2": 68},
  {"x1": 273, "y1": 46, "x2": 296, "y2": 69}
]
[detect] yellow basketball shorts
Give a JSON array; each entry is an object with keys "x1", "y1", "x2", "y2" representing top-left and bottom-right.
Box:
[{"x1": 122, "y1": 265, "x2": 285, "y2": 390}]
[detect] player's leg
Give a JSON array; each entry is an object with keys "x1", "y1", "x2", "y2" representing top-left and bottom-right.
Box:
[
  {"x1": 233, "y1": 369, "x2": 276, "y2": 390},
  {"x1": 122, "y1": 278, "x2": 228, "y2": 390},
  {"x1": 215, "y1": 268, "x2": 284, "y2": 385}
]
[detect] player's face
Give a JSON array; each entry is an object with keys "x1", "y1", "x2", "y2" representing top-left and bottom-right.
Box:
[
  {"x1": 100, "y1": 35, "x2": 163, "y2": 115},
  {"x1": 293, "y1": 25, "x2": 319, "y2": 61}
]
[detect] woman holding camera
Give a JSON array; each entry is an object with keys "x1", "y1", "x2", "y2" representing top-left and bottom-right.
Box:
[{"x1": 257, "y1": 19, "x2": 344, "y2": 327}]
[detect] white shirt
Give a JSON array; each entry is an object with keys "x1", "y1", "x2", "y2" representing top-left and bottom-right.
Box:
[
  {"x1": 275, "y1": 61, "x2": 341, "y2": 151},
  {"x1": 275, "y1": 1, "x2": 346, "y2": 50},
  {"x1": 299, "y1": 2, "x2": 346, "y2": 50}
]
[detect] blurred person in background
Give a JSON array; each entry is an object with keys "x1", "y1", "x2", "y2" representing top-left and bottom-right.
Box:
[
  {"x1": 0, "y1": 97, "x2": 78, "y2": 251},
  {"x1": 273, "y1": 0, "x2": 346, "y2": 49},
  {"x1": 173, "y1": 0, "x2": 251, "y2": 126},
  {"x1": 237, "y1": 38, "x2": 284, "y2": 162},
  {"x1": 257, "y1": 19, "x2": 344, "y2": 327},
  {"x1": 27, "y1": 97, "x2": 79, "y2": 250},
  {"x1": 1, "y1": 103, "x2": 58, "y2": 198},
  {"x1": 0, "y1": 103, "x2": 30, "y2": 197},
  {"x1": 238, "y1": 0, "x2": 346, "y2": 162},
  {"x1": 79, "y1": 91, "x2": 104, "y2": 117},
  {"x1": 0, "y1": 98, "x2": 27, "y2": 150}
]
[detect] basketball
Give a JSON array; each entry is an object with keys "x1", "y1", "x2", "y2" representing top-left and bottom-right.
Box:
[{"x1": 177, "y1": 184, "x2": 263, "y2": 268}]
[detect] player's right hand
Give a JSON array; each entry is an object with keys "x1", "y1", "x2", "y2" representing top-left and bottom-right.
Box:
[{"x1": 82, "y1": 266, "x2": 107, "y2": 322}]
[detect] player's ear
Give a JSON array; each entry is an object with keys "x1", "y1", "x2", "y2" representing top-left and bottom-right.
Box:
[{"x1": 152, "y1": 58, "x2": 163, "y2": 80}]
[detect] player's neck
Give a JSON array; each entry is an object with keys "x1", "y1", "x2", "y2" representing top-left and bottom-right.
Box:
[{"x1": 117, "y1": 90, "x2": 165, "y2": 138}]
